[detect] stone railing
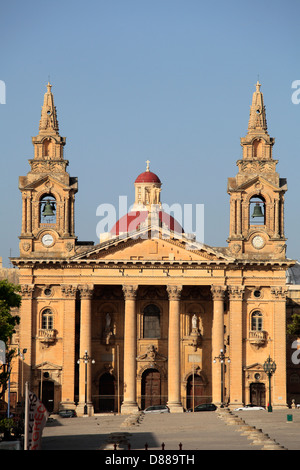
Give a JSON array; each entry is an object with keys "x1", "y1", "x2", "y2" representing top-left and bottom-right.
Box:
[
  {"x1": 38, "y1": 328, "x2": 56, "y2": 345},
  {"x1": 249, "y1": 330, "x2": 267, "y2": 347}
]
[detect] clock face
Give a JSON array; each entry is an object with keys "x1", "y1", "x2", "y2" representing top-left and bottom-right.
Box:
[
  {"x1": 252, "y1": 235, "x2": 264, "y2": 249},
  {"x1": 42, "y1": 233, "x2": 54, "y2": 247}
]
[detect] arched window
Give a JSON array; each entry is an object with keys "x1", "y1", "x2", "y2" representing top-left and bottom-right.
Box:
[
  {"x1": 40, "y1": 195, "x2": 56, "y2": 224},
  {"x1": 42, "y1": 309, "x2": 54, "y2": 330},
  {"x1": 143, "y1": 304, "x2": 160, "y2": 338},
  {"x1": 251, "y1": 310, "x2": 263, "y2": 331}
]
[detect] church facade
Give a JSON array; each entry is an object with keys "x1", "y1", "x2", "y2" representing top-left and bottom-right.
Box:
[{"x1": 11, "y1": 82, "x2": 294, "y2": 415}]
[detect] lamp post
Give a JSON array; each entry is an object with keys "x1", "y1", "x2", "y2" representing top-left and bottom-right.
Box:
[
  {"x1": 213, "y1": 349, "x2": 230, "y2": 407},
  {"x1": 19, "y1": 347, "x2": 27, "y2": 403},
  {"x1": 263, "y1": 355, "x2": 276, "y2": 412},
  {"x1": 77, "y1": 350, "x2": 95, "y2": 415}
]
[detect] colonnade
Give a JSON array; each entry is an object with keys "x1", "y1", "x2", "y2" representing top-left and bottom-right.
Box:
[{"x1": 75, "y1": 283, "x2": 245, "y2": 415}]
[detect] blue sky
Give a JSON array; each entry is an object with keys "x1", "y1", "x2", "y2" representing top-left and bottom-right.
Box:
[{"x1": 1, "y1": 0, "x2": 300, "y2": 266}]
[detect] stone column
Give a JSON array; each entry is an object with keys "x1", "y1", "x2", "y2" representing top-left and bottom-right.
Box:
[
  {"x1": 61, "y1": 285, "x2": 77, "y2": 409},
  {"x1": 211, "y1": 285, "x2": 226, "y2": 405},
  {"x1": 121, "y1": 285, "x2": 139, "y2": 414},
  {"x1": 167, "y1": 285, "x2": 183, "y2": 413},
  {"x1": 228, "y1": 285, "x2": 244, "y2": 407},
  {"x1": 77, "y1": 284, "x2": 94, "y2": 416},
  {"x1": 271, "y1": 286, "x2": 288, "y2": 408}
]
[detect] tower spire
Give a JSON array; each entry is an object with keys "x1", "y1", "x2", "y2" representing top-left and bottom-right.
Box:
[
  {"x1": 247, "y1": 80, "x2": 268, "y2": 134},
  {"x1": 39, "y1": 81, "x2": 59, "y2": 135}
]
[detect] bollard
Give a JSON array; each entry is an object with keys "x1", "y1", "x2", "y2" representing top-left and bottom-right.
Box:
[
  {"x1": 145, "y1": 443, "x2": 148, "y2": 450},
  {"x1": 287, "y1": 414, "x2": 293, "y2": 422},
  {"x1": 179, "y1": 443, "x2": 183, "y2": 450},
  {"x1": 161, "y1": 442, "x2": 165, "y2": 450}
]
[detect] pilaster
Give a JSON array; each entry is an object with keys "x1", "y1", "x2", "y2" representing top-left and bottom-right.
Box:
[
  {"x1": 211, "y1": 285, "x2": 226, "y2": 405},
  {"x1": 77, "y1": 284, "x2": 94, "y2": 416},
  {"x1": 228, "y1": 285, "x2": 245, "y2": 407}
]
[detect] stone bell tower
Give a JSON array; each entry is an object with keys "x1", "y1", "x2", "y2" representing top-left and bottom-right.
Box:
[
  {"x1": 227, "y1": 81, "x2": 287, "y2": 259},
  {"x1": 18, "y1": 83, "x2": 78, "y2": 257}
]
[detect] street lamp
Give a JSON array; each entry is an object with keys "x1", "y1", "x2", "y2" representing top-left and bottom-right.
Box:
[
  {"x1": 213, "y1": 349, "x2": 230, "y2": 407},
  {"x1": 77, "y1": 350, "x2": 95, "y2": 415},
  {"x1": 263, "y1": 355, "x2": 276, "y2": 412}
]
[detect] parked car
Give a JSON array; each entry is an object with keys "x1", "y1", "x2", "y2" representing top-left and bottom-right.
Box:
[
  {"x1": 187, "y1": 403, "x2": 217, "y2": 412},
  {"x1": 143, "y1": 405, "x2": 170, "y2": 414},
  {"x1": 234, "y1": 405, "x2": 265, "y2": 411},
  {"x1": 58, "y1": 409, "x2": 77, "y2": 418}
]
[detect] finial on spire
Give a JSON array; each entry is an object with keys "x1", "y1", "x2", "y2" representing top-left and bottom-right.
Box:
[
  {"x1": 146, "y1": 160, "x2": 150, "y2": 172},
  {"x1": 247, "y1": 80, "x2": 267, "y2": 133},
  {"x1": 38, "y1": 81, "x2": 59, "y2": 134}
]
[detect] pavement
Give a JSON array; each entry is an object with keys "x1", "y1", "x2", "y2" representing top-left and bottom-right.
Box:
[{"x1": 41, "y1": 407, "x2": 300, "y2": 451}]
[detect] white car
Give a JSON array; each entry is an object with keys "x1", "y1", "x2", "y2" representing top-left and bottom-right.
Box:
[
  {"x1": 234, "y1": 405, "x2": 265, "y2": 411},
  {"x1": 143, "y1": 405, "x2": 170, "y2": 414}
]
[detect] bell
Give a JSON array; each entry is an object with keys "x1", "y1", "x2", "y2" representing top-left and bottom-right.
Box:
[
  {"x1": 42, "y1": 200, "x2": 55, "y2": 217},
  {"x1": 252, "y1": 203, "x2": 264, "y2": 218}
]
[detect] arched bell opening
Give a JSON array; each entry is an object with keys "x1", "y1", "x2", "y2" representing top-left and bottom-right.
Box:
[
  {"x1": 249, "y1": 195, "x2": 265, "y2": 226},
  {"x1": 40, "y1": 194, "x2": 57, "y2": 224}
]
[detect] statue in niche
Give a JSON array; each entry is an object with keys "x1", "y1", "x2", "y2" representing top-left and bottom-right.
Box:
[
  {"x1": 192, "y1": 314, "x2": 198, "y2": 330},
  {"x1": 103, "y1": 312, "x2": 114, "y2": 345},
  {"x1": 189, "y1": 313, "x2": 201, "y2": 351}
]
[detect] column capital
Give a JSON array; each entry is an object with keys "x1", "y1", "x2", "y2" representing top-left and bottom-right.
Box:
[
  {"x1": 270, "y1": 286, "x2": 288, "y2": 300},
  {"x1": 61, "y1": 284, "x2": 77, "y2": 298},
  {"x1": 228, "y1": 285, "x2": 245, "y2": 300},
  {"x1": 78, "y1": 284, "x2": 94, "y2": 299},
  {"x1": 122, "y1": 285, "x2": 138, "y2": 300},
  {"x1": 211, "y1": 285, "x2": 227, "y2": 301},
  {"x1": 20, "y1": 284, "x2": 35, "y2": 298},
  {"x1": 166, "y1": 285, "x2": 183, "y2": 301}
]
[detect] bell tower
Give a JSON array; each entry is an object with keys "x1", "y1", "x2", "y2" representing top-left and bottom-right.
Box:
[
  {"x1": 227, "y1": 81, "x2": 287, "y2": 259},
  {"x1": 19, "y1": 83, "x2": 78, "y2": 257}
]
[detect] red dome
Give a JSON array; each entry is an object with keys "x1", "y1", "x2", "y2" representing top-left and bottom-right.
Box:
[
  {"x1": 110, "y1": 210, "x2": 183, "y2": 236},
  {"x1": 135, "y1": 171, "x2": 161, "y2": 184}
]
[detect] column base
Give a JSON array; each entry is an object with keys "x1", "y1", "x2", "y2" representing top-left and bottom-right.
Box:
[
  {"x1": 121, "y1": 401, "x2": 139, "y2": 415},
  {"x1": 167, "y1": 402, "x2": 184, "y2": 413},
  {"x1": 76, "y1": 402, "x2": 94, "y2": 417}
]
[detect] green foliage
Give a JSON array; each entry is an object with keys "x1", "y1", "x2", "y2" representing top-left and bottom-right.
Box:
[
  {"x1": 287, "y1": 313, "x2": 300, "y2": 336},
  {"x1": 0, "y1": 280, "x2": 22, "y2": 402},
  {"x1": 0, "y1": 279, "x2": 21, "y2": 343}
]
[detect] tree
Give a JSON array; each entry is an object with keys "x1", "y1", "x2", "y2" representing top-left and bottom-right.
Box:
[
  {"x1": 0, "y1": 280, "x2": 21, "y2": 402},
  {"x1": 287, "y1": 313, "x2": 300, "y2": 336}
]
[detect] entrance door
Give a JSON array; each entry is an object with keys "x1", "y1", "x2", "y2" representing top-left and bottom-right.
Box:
[
  {"x1": 40, "y1": 381, "x2": 54, "y2": 413},
  {"x1": 99, "y1": 373, "x2": 115, "y2": 412},
  {"x1": 141, "y1": 369, "x2": 161, "y2": 409},
  {"x1": 187, "y1": 375, "x2": 204, "y2": 409},
  {"x1": 250, "y1": 382, "x2": 266, "y2": 407}
]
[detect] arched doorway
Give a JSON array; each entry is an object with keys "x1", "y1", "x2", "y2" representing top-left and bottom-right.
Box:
[
  {"x1": 141, "y1": 368, "x2": 161, "y2": 409},
  {"x1": 99, "y1": 373, "x2": 115, "y2": 412},
  {"x1": 187, "y1": 375, "x2": 205, "y2": 409},
  {"x1": 250, "y1": 382, "x2": 266, "y2": 407}
]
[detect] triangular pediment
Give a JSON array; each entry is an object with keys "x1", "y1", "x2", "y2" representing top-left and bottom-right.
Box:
[
  {"x1": 19, "y1": 174, "x2": 73, "y2": 191},
  {"x1": 72, "y1": 226, "x2": 234, "y2": 264},
  {"x1": 229, "y1": 174, "x2": 286, "y2": 192},
  {"x1": 34, "y1": 361, "x2": 62, "y2": 371}
]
